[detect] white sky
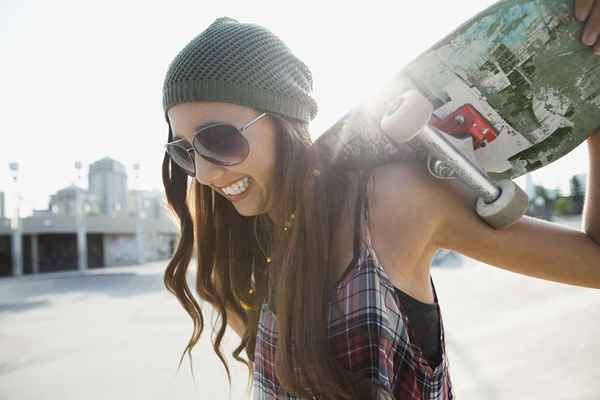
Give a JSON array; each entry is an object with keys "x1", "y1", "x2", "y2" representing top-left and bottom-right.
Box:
[{"x1": 0, "y1": 0, "x2": 591, "y2": 216}]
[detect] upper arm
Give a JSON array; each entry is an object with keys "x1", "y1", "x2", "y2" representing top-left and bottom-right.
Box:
[
  {"x1": 421, "y1": 167, "x2": 600, "y2": 288},
  {"x1": 367, "y1": 160, "x2": 600, "y2": 288}
]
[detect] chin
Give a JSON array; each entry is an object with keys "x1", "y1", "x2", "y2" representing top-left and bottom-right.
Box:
[
  {"x1": 235, "y1": 207, "x2": 253, "y2": 217},
  {"x1": 232, "y1": 201, "x2": 260, "y2": 217},
  {"x1": 243, "y1": 205, "x2": 271, "y2": 219}
]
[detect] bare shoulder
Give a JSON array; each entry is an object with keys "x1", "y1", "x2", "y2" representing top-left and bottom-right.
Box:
[
  {"x1": 365, "y1": 158, "x2": 483, "y2": 259},
  {"x1": 365, "y1": 159, "x2": 445, "y2": 245}
]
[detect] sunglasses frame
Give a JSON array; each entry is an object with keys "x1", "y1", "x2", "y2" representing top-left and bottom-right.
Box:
[{"x1": 165, "y1": 112, "x2": 268, "y2": 176}]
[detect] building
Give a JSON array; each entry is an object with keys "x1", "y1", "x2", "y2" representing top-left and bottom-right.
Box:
[
  {"x1": 49, "y1": 185, "x2": 99, "y2": 216},
  {"x1": 0, "y1": 157, "x2": 178, "y2": 277},
  {"x1": 88, "y1": 157, "x2": 129, "y2": 216},
  {"x1": 127, "y1": 189, "x2": 167, "y2": 219},
  {"x1": 0, "y1": 192, "x2": 5, "y2": 218},
  {"x1": 0, "y1": 214, "x2": 177, "y2": 276},
  {"x1": 0, "y1": 217, "x2": 11, "y2": 274}
]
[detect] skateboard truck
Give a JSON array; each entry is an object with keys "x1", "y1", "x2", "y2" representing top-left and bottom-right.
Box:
[
  {"x1": 380, "y1": 90, "x2": 529, "y2": 229},
  {"x1": 429, "y1": 104, "x2": 499, "y2": 150}
]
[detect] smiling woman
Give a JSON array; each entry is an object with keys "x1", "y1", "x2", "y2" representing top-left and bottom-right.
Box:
[
  {"x1": 159, "y1": 16, "x2": 453, "y2": 400},
  {"x1": 158, "y1": 8, "x2": 600, "y2": 400}
]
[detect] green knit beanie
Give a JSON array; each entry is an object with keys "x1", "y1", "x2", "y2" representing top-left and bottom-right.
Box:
[{"x1": 162, "y1": 17, "x2": 318, "y2": 123}]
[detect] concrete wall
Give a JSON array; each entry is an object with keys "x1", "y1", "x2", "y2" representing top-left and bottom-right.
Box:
[
  {"x1": 0, "y1": 218, "x2": 11, "y2": 235},
  {"x1": 103, "y1": 234, "x2": 137, "y2": 267},
  {"x1": 20, "y1": 215, "x2": 177, "y2": 235},
  {"x1": 143, "y1": 232, "x2": 176, "y2": 262},
  {"x1": 2, "y1": 214, "x2": 178, "y2": 272},
  {"x1": 103, "y1": 231, "x2": 177, "y2": 267}
]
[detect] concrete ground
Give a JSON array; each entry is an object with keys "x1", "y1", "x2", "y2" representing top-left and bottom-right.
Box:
[{"x1": 0, "y1": 216, "x2": 599, "y2": 399}]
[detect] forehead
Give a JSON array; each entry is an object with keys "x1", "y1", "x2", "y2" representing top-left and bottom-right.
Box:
[{"x1": 167, "y1": 101, "x2": 255, "y2": 140}]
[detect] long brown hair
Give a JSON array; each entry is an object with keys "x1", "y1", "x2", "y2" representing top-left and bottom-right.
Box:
[{"x1": 162, "y1": 111, "x2": 382, "y2": 399}]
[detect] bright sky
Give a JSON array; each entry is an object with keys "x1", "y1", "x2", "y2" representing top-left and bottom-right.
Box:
[{"x1": 0, "y1": 0, "x2": 591, "y2": 217}]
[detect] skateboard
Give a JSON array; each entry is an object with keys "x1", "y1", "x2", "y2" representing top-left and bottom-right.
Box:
[{"x1": 314, "y1": 0, "x2": 600, "y2": 229}]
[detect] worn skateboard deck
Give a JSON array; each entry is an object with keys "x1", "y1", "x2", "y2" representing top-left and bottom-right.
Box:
[{"x1": 315, "y1": 0, "x2": 600, "y2": 181}]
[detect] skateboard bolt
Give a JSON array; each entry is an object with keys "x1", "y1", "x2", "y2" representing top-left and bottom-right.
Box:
[{"x1": 454, "y1": 115, "x2": 465, "y2": 125}]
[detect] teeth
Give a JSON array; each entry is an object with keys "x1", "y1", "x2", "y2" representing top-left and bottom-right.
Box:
[{"x1": 222, "y1": 177, "x2": 250, "y2": 195}]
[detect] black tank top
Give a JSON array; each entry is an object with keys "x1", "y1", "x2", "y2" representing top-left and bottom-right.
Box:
[{"x1": 394, "y1": 286, "x2": 442, "y2": 367}]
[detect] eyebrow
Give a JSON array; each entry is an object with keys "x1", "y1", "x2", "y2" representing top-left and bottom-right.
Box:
[{"x1": 173, "y1": 120, "x2": 221, "y2": 140}]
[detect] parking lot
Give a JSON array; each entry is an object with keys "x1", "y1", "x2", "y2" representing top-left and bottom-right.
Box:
[{"x1": 1, "y1": 222, "x2": 599, "y2": 399}]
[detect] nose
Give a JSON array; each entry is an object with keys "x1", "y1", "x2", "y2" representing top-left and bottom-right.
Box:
[{"x1": 193, "y1": 151, "x2": 225, "y2": 186}]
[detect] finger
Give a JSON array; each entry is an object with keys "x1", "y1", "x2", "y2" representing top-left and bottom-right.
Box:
[
  {"x1": 575, "y1": 0, "x2": 595, "y2": 21},
  {"x1": 582, "y1": 1, "x2": 600, "y2": 46}
]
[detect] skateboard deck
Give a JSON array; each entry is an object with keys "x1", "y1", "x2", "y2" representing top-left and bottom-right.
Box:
[{"x1": 315, "y1": 0, "x2": 600, "y2": 181}]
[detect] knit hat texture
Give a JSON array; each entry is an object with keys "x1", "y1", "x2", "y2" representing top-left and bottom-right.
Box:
[{"x1": 162, "y1": 17, "x2": 318, "y2": 123}]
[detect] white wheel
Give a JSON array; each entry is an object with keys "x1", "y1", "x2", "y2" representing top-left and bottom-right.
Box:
[
  {"x1": 380, "y1": 90, "x2": 433, "y2": 144},
  {"x1": 476, "y1": 180, "x2": 529, "y2": 229}
]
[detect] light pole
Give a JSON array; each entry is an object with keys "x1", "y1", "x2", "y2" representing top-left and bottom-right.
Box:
[
  {"x1": 133, "y1": 162, "x2": 144, "y2": 264},
  {"x1": 9, "y1": 162, "x2": 23, "y2": 276},
  {"x1": 526, "y1": 172, "x2": 535, "y2": 200},
  {"x1": 75, "y1": 161, "x2": 88, "y2": 271}
]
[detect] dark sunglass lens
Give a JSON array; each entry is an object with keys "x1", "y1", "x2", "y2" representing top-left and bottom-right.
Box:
[
  {"x1": 194, "y1": 125, "x2": 249, "y2": 165},
  {"x1": 166, "y1": 144, "x2": 195, "y2": 175}
]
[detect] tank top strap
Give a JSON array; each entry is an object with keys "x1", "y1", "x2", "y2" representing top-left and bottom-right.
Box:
[
  {"x1": 359, "y1": 169, "x2": 376, "y2": 250},
  {"x1": 430, "y1": 275, "x2": 439, "y2": 304},
  {"x1": 333, "y1": 170, "x2": 372, "y2": 288},
  {"x1": 351, "y1": 169, "x2": 373, "y2": 261}
]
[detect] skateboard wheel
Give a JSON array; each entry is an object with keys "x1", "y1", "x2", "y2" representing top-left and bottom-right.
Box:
[
  {"x1": 475, "y1": 179, "x2": 529, "y2": 229},
  {"x1": 380, "y1": 90, "x2": 433, "y2": 144}
]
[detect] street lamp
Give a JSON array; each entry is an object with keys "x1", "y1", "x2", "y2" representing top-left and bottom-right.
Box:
[
  {"x1": 8, "y1": 162, "x2": 23, "y2": 276},
  {"x1": 9, "y1": 162, "x2": 19, "y2": 182},
  {"x1": 133, "y1": 162, "x2": 144, "y2": 264},
  {"x1": 74, "y1": 161, "x2": 87, "y2": 271}
]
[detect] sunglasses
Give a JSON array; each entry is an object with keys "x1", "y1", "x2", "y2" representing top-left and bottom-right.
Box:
[{"x1": 165, "y1": 113, "x2": 267, "y2": 176}]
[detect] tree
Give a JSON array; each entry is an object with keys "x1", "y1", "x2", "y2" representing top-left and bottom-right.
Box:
[
  {"x1": 570, "y1": 175, "x2": 584, "y2": 197},
  {"x1": 527, "y1": 184, "x2": 554, "y2": 220},
  {"x1": 569, "y1": 176, "x2": 585, "y2": 214},
  {"x1": 554, "y1": 197, "x2": 569, "y2": 215},
  {"x1": 535, "y1": 185, "x2": 550, "y2": 202}
]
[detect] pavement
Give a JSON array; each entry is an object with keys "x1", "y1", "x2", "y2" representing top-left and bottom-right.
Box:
[{"x1": 1, "y1": 216, "x2": 599, "y2": 400}]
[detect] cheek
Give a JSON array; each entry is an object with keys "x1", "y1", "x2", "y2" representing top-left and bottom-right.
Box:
[{"x1": 249, "y1": 127, "x2": 277, "y2": 171}]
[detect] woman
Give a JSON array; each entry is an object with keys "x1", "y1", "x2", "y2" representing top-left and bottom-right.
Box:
[{"x1": 161, "y1": 6, "x2": 600, "y2": 400}]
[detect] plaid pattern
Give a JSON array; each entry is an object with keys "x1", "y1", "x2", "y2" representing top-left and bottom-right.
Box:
[{"x1": 253, "y1": 189, "x2": 454, "y2": 399}]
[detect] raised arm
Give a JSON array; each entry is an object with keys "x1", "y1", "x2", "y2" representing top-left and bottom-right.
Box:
[
  {"x1": 583, "y1": 132, "x2": 600, "y2": 245},
  {"x1": 425, "y1": 4, "x2": 600, "y2": 287},
  {"x1": 430, "y1": 137, "x2": 600, "y2": 288},
  {"x1": 358, "y1": 157, "x2": 600, "y2": 289}
]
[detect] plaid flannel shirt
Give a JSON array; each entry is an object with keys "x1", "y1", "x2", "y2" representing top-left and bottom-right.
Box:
[{"x1": 252, "y1": 192, "x2": 454, "y2": 399}]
